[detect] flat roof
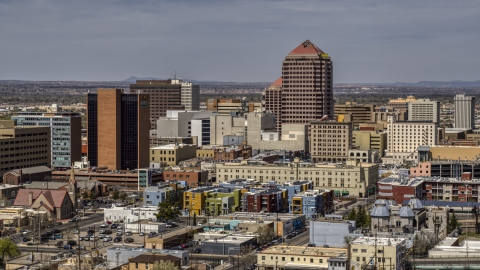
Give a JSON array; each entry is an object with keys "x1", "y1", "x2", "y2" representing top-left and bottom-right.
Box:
[
  {"x1": 378, "y1": 176, "x2": 424, "y2": 187},
  {"x1": 352, "y1": 237, "x2": 406, "y2": 246},
  {"x1": 260, "y1": 246, "x2": 346, "y2": 257}
]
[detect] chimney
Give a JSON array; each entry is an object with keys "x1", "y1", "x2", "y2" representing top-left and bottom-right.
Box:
[
  {"x1": 28, "y1": 192, "x2": 33, "y2": 205},
  {"x1": 19, "y1": 169, "x2": 23, "y2": 185}
]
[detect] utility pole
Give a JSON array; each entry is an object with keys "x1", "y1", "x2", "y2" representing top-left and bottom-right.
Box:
[{"x1": 77, "y1": 219, "x2": 81, "y2": 270}]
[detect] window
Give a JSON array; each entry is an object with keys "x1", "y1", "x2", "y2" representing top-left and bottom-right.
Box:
[
  {"x1": 262, "y1": 256, "x2": 265, "y2": 260},
  {"x1": 135, "y1": 263, "x2": 138, "y2": 269},
  {"x1": 291, "y1": 258, "x2": 294, "y2": 262},
  {"x1": 146, "y1": 263, "x2": 149, "y2": 269},
  {"x1": 310, "y1": 259, "x2": 313, "y2": 263},
  {"x1": 378, "y1": 250, "x2": 384, "y2": 254},
  {"x1": 356, "y1": 257, "x2": 360, "y2": 262},
  {"x1": 353, "y1": 249, "x2": 358, "y2": 252},
  {"x1": 361, "y1": 249, "x2": 367, "y2": 253},
  {"x1": 282, "y1": 257, "x2": 285, "y2": 261},
  {"x1": 319, "y1": 259, "x2": 323, "y2": 263}
]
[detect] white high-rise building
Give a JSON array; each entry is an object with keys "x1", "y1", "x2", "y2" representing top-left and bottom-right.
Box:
[
  {"x1": 387, "y1": 115, "x2": 437, "y2": 153},
  {"x1": 408, "y1": 99, "x2": 440, "y2": 123},
  {"x1": 180, "y1": 81, "x2": 200, "y2": 111},
  {"x1": 454, "y1": 94, "x2": 475, "y2": 129}
]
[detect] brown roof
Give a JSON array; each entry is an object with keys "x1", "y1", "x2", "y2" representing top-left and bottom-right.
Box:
[
  {"x1": 13, "y1": 189, "x2": 69, "y2": 208},
  {"x1": 288, "y1": 40, "x2": 325, "y2": 55},
  {"x1": 128, "y1": 254, "x2": 181, "y2": 264},
  {"x1": 270, "y1": 77, "x2": 282, "y2": 87}
]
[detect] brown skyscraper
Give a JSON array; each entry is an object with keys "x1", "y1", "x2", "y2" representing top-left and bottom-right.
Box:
[
  {"x1": 263, "y1": 40, "x2": 333, "y2": 133},
  {"x1": 87, "y1": 88, "x2": 150, "y2": 170},
  {"x1": 262, "y1": 77, "x2": 282, "y2": 134},
  {"x1": 130, "y1": 79, "x2": 200, "y2": 130}
]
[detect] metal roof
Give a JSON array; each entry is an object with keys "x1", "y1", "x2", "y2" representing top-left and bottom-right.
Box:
[
  {"x1": 399, "y1": 206, "x2": 415, "y2": 218},
  {"x1": 370, "y1": 206, "x2": 390, "y2": 217}
]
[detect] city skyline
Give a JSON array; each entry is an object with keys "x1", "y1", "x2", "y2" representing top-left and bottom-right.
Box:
[{"x1": 1, "y1": 1, "x2": 480, "y2": 83}]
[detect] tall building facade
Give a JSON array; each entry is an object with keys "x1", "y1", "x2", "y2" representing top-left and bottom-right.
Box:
[
  {"x1": 407, "y1": 99, "x2": 440, "y2": 123},
  {"x1": 454, "y1": 94, "x2": 476, "y2": 129},
  {"x1": 11, "y1": 112, "x2": 82, "y2": 169},
  {"x1": 0, "y1": 120, "x2": 51, "y2": 177},
  {"x1": 262, "y1": 77, "x2": 282, "y2": 134},
  {"x1": 130, "y1": 79, "x2": 199, "y2": 129},
  {"x1": 334, "y1": 102, "x2": 374, "y2": 128},
  {"x1": 309, "y1": 121, "x2": 353, "y2": 163},
  {"x1": 262, "y1": 40, "x2": 334, "y2": 133},
  {"x1": 87, "y1": 88, "x2": 150, "y2": 171},
  {"x1": 281, "y1": 40, "x2": 334, "y2": 125},
  {"x1": 387, "y1": 115, "x2": 437, "y2": 153}
]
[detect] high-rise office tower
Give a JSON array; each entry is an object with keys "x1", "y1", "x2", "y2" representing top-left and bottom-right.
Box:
[
  {"x1": 87, "y1": 88, "x2": 150, "y2": 170},
  {"x1": 130, "y1": 79, "x2": 200, "y2": 129},
  {"x1": 11, "y1": 112, "x2": 82, "y2": 169},
  {"x1": 408, "y1": 99, "x2": 440, "y2": 123},
  {"x1": 281, "y1": 40, "x2": 334, "y2": 126},
  {"x1": 454, "y1": 94, "x2": 476, "y2": 129},
  {"x1": 262, "y1": 77, "x2": 282, "y2": 134}
]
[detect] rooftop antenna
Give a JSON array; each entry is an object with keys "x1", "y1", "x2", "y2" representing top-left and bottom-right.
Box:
[{"x1": 174, "y1": 71, "x2": 177, "y2": 80}]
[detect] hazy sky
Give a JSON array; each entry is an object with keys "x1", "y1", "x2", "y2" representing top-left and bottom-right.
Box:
[{"x1": 1, "y1": 0, "x2": 480, "y2": 83}]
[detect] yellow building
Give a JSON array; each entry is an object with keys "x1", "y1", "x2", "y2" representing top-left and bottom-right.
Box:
[
  {"x1": 257, "y1": 246, "x2": 347, "y2": 270},
  {"x1": 196, "y1": 148, "x2": 215, "y2": 159},
  {"x1": 430, "y1": 145, "x2": 480, "y2": 161},
  {"x1": 183, "y1": 186, "x2": 216, "y2": 216},
  {"x1": 350, "y1": 237, "x2": 409, "y2": 270},
  {"x1": 120, "y1": 254, "x2": 181, "y2": 270},
  {"x1": 352, "y1": 130, "x2": 387, "y2": 156},
  {"x1": 150, "y1": 144, "x2": 197, "y2": 166},
  {"x1": 334, "y1": 102, "x2": 374, "y2": 128}
]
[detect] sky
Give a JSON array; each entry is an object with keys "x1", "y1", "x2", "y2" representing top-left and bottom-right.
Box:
[{"x1": 1, "y1": 0, "x2": 480, "y2": 83}]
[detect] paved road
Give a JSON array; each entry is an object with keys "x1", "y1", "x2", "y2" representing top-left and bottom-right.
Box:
[{"x1": 285, "y1": 231, "x2": 309, "y2": 246}]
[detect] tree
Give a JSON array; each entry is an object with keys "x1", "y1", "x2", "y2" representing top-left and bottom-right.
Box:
[
  {"x1": 343, "y1": 236, "x2": 359, "y2": 247},
  {"x1": 120, "y1": 192, "x2": 127, "y2": 201},
  {"x1": 346, "y1": 207, "x2": 357, "y2": 222},
  {"x1": 82, "y1": 190, "x2": 89, "y2": 199},
  {"x1": 156, "y1": 201, "x2": 181, "y2": 222},
  {"x1": 88, "y1": 192, "x2": 96, "y2": 201},
  {"x1": 0, "y1": 238, "x2": 20, "y2": 266},
  {"x1": 256, "y1": 226, "x2": 275, "y2": 245},
  {"x1": 357, "y1": 207, "x2": 367, "y2": 228},
  {"x1": 448, "y1": 212, "x2": 459, "y2": 233},
  {"x1": 152, "y1": 260, "x2": 177, "y2": 270},
  {"x1": 112, "y1": 191, "x2": 119, "y2": 200},
  {"x1": 192, "y1": 212, "x2": 197, "y2": 226}
]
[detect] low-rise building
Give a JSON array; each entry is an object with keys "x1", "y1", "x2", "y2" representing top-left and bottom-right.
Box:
[
  {"x1": 350, "y1": 237, "x2": 410, "y2": 270},
  {"x1": 150, "y1": 144, "x2": 197, "y2": 167},
  {"x1": 0, "y1": 184, "x2": 23, "y2": 204},
  {"x1": 104, "y1": 206, "x2": 158, "y2": 223},
  {"x1": 309, "y1": 220, "x2": 362, "y2": 248},
  {"x1": 377, "y1": 176, "x2": 424, "y2": 204},
  {"x1": 163, "y1": 169, "x2": 208, "y2": 188},
  {"x1": 143, "y1": 184, "x2": 183, "y2": 207},
  {"x1": 106, "y1": 247, "x2": 189, "y2": 267},
  {"x1": 291, "y1": 189, "x2": 333, "y2": 218},
  {"x1": 257, "y1": 246, "x2": 348, "y2": 270},
  {"x1": 201, "y1": 235, "x2": 257, "y2": 255},
  {"x1": 13, "y1": 189, "x2": 75, "y2": 220},
  {"x1": 245, "y1": 189, "x2": 288, "y2": 213},
  {"x1": 120, "y1": 254, "x2": 181, "y2": 270},
  {"x1": 2, "y1": 166, "x2": 52, "y2": 185},
  {"x1": 216, "y1": 159, "x2": 379, "y2": 198},
  {"x1": 352, "y1": 130, "x2": 387, "y2": 157}
]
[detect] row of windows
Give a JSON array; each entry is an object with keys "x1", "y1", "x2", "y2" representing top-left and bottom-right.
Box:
[{"x1": 261, "y1": 256, "x2": 324, "y2": 263}]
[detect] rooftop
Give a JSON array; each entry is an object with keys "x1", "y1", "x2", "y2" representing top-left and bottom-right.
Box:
[
  {"x1": 378, "y1": 176, "x2": 424, "y2": 187},
  {"x1": 287, "y1": 40, "x2": 325, "y2": 56},
  {"x1": 352, "y1": 237, "x2": 407, "y2": 246},
  {"x1": 260, "y1": 246, "x2": 346, "y2": 257},
  {"x1": 151, "y1": 144, "x2": 196, "y2": 150}
]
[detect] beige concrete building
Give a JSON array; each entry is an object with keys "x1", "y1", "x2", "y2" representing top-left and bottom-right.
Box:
[
  {"x1": 206, "y1": 98, "x2": 261, "y2": 115},
  {"x1": 209, "y1": 114, "x2": 248, "y2": 145},
  {"x1": 0, "y1": 120, "x2": 51, "y2": 178},
  {"x1": 335, "y1": 102, "x2": 374, "y2": 128},
  {"x1": 386, "y1": 115, "x2": 437, "y2": 154},
  {"x1": 216, "y1": 159, "x2": 378, "y2": 197},
  {"x1": 388, "y1": 96, "x2": 416, "y2": 113},
  {"x1": 257, "y1": 246, "x2": 347, "y2": 270},
  {"x1": 352, "y1": 130, "x2": 387, "y2": 156},
  {"x1": 150, "y1": 144, "x2": 197, "y2": 166},
  {"x1": 350, "y1": 237, "x2": 409, "y2": 270},
  {"x1": 408, "y1": 99, "x2": 440, "y2": 123},
  {"x1": 310, "y1": 121, "x2": 353, "y2": 163},
  {"x1": 262, "y1": 77, "x2": 282, "y2": 134}
]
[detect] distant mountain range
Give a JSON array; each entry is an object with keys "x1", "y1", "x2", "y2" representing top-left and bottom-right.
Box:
[
  {"x1": 122, "y1": 76, "x2": 270, "y2": 85},
  {"x1": 392, "y1": 80, "x2": 480, "y2": 87}
]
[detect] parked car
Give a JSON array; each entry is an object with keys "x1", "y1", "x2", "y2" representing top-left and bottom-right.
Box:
[
  {"x1": 180, "y1": 243, "x2": 188, "y2": 249},
  {"x1": 56, "y1": 241, "x2": 64, "y2": 248},
  {"x1": 22, "y1": 230, "x2": 31, "y2": 235},
  {"x1": 79, "y1": 236, "x2": 85, "y2": 241},
  {"x1": 100, "y1": 223, "x2": 108, "y2": 228},
  {"x1": 98, "y1": 234, "x2": 105, "y2": 238},
  {"x1": 307, "y1": 243, "x2": 316, "y2": 247},
  {"x1": 63, "y1": 245, "x2": 72, "y2": 249},
  {"x1": 103, "y1": 236, "x2": 112, "y2": 242},
  {"x1": 286, "y1": 235, "x2": 293, "y2": 239},
  {"x1": 90, "y1": 236, "x2": 97, "y2": 241},
  {"x1": 23, "y1": 237, "x2": 31, "y2": 242},
  {"x1": 117, "y1": 225, "x2": 123, "y2": 229},
  {"x1": 87, "y1": 230, "x2": 95, "y2": 235},
  {"x1": 69, "y1": 218, "x2": 77, "y2": 222},
  {"x1": 125, "y1": 231, "x2": 132, "y2": 236},
  {"x1": 116, "y1": 231, "x2": 123, "y2": 236},
  {"x1": 52, "y1": 229, "x2": 61, "y2": 234},
  {"x1": 106, "y1": 221, "x2": 112, "y2": 225},
  {"x1": 125, "y1": 238, "x2": 134, "y2": 243},
  {"x1": 67, "y1": 240, "x2": 77, "y2": 246},
  {"x1": 170, "y1": 246, "x2": 183, "y2": 250},
  {"x1": 111, "y1": 224, "x2": 119, "y2": 229},
  {"x1": 139, "y1": 232, "x2": 145, "y2": 236},
  {"x1": 166, "y1": 224, "x2": 173, "y2": 228},
  {"x1": 73, "y1": 230, "x2": 79, "y2": 234},
  {"x1": 148, "y1": 232, "x2": 157, "y2": 236},
  {"x1": 114, "y1": 237, "x2": 122, "y2": 242},
  {"x1": 77, "y1": 246, "x2": 86, "y2": 250},
  {"x1": 194, "y1": 248, "x2": 202, "y2": 253}
]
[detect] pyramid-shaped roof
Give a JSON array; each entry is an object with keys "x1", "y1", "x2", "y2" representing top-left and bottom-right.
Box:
[
  {"x1": 288, "y1": 40, "x2": 325, "y2": 55},
  {"x1": 270, "y1": 77, "x2": 282, "y2": 87}
]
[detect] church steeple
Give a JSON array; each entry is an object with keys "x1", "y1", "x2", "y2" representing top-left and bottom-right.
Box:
[{"x1": 68, "y1": 164, "x2": 78, "y2": 209}]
